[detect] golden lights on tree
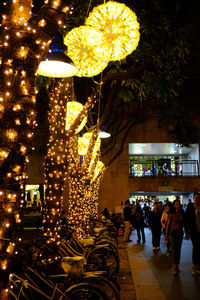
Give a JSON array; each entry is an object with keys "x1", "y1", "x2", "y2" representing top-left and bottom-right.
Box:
[
  {"x1": 65, "y1": 101, "x2": 87, "y2": 133},
  {"x1": 78, "y1": 132, "x2": 101, "y2": 156},
  {"x1": 86, "y1": 1, "x2": 140, "y2": 61},
  {"x1": 5, "y1": 129, "x2": 18, "y2": 141},
  {"x1": 0, "y1": 149, "x2": 9, "y2": 160},
  {"x1": 93, "y1": 161, "x2": 105, "y2": 181},
  {"x1": 82, "y1": 159, "x2": 105, "y2": 230},
  {"x1": 44, "y1": 80, "x2": 98, "y2": 241},
  {"x1": 0, "y1": 0, "x2": 73, "y2": 294},
  {"x1": 44, "y1": 79, "x2": 71, "y2": 244},
  {"x1": 67, "y1": 130, "x2": 103, "y2": 238}
]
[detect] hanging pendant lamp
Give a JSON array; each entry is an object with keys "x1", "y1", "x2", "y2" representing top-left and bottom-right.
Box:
[{"x1": 37, "y1": 32, "x2": 78, "y2": 78}]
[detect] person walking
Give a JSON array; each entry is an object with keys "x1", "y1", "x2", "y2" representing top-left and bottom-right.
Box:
[
  {"x1": 133, "y1": 205, "x2": 145, "y2": 243},
  {"x1": 165, "y1": 200, "x2": 185, "y2": 275},
  {"x1": 143, "y1": 203, "x2": 150, "y2": 226},
  {"x1": 123, "y1": 200, "x2": 132, "y2": 242},
  {"x1": 185, "y1": 192, "x2": 200, "y2": 275},
  {"x1": 148, "y1": 202, "x2": 162, "y2": 250},
  {"x1": 162, "y1": 162, "x2": 170, "y2": 176},
  {"x1": 161, "y1": 203, "x2": 171, "y2": 251}
]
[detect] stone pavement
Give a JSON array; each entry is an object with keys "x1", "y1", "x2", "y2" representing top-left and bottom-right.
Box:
[
  {"x1": 127, "y1": 244, "x2": 166, "y2": 300},
  {"x1": 117, "y1": 238, "x2": 136, "y2": 300},
  {"x1": 117, "y1": 232, "x2": 166, "y2": 300},
  {"x1": 118, "y1": 228, "x2": 200, "y2": 300}
]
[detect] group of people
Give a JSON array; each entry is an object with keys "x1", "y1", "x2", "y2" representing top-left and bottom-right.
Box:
[
  {"x1": 123, "y1": 199, "x2": 146, "y2": 243},
  {"x1": 123, "y1": 193, "x2": 200, "y2": 276}
]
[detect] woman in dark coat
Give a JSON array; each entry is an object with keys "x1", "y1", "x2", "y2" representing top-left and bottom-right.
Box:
[
  {"x1": 165, "y1": 200, "x2": 185, "y2": 275},
  {"x1": 148, "y1": 202, "x2": 162, "y2": 250},
  {"x1": 133, "y1": 205, "x2": 145, "y2": 243}
]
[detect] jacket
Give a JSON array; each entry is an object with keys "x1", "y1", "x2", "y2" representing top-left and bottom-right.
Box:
[
  {"x1": 185, "y1": 205, "x2": 198, "y2": 234},
  {"x1": 123, "y1": 205, "x2": 132, "y2": 222},
  {"x1": 148, "y1": 210, "x2": 162, "y2": 228}
]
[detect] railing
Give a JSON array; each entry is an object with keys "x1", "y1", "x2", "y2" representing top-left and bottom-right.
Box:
[{"x1": 129, "y1": 160, "x2": 199, "y2": 177}]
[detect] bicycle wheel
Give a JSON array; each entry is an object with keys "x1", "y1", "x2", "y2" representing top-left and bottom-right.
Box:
[
  {"x1": 61, "y1": 283, "x2": 109, "y2": 300},
  {"x1": 82, "y1": 275, "x2": 120, "y2": 300},
  {"x1": 95, "y1": 238, "x2": 118, "y2": 255},
  {"x1": 86, "y1": 247, "x2": 120, "y2": 278},
  {"x1": 98, "y1": 231, "x2": 118, "y2": 245}
]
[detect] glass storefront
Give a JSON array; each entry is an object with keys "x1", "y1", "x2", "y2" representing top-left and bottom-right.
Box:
[
  {"x1": 23, "y1": 184, "x2": 45, "y2": 229},
  {"x1": 25, "y1": 185, "x2": 41, "y2": 209}
]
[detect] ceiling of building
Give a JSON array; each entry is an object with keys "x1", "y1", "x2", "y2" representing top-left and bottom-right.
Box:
[
  {"x1": 129, "y1": 143, "x2": 198, "y2": 156},
  {"x1": 130, "y1": 191, "x2": 190, "y2": 196}
]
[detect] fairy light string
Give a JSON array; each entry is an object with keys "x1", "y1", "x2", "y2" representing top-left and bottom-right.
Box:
[
  {"x1": 43, "y1": 76, "x2": 98, "y2": 242},
  {"x1": 0, "y1": 0, "x2": 73, "y2": 296}
]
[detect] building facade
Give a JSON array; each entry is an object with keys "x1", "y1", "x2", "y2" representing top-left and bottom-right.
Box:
[{"x1": 99, "y1": 116, "x2": 200, "y2": 213}]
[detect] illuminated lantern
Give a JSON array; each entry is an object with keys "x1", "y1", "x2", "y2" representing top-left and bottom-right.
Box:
[
  {"x1": 92, "y1": 161, "x2": 105, "y2": 180},
  {"x1": 86, "y1": 1, "x2": 140, "y2": 61},
  {"x1": 65, "y1": 101, "x2": 87, "y2": 133},
  {"x1": 78, "y1": 132, "x2": 101, "y2": 157},
  {"x1": 64, "y1": 26, "x2": 110, "y2": 77}
]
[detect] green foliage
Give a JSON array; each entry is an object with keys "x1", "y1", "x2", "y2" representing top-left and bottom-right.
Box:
[
  {"x1": 119, "y1": 88, "x2": 134, "y2": 103},
  {"x1": 58, "y1": 1, "x2": 199, "y2": 146},
  {"x1": 120, "y1": 8, "x2": 189, "y2": 103},
  {"x1": 60, "y1": 0, "x2": 103, "y2": 34}
]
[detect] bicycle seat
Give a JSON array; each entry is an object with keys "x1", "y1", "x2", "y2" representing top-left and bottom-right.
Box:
[
  {"x1": 82, "y1": 270, "x2": 107, "y2": 277},
  {"x1": 61, "y1": 256, "x2": 86, "y2": 275},
  {"x1": 93, "y1": 227, "x2": 106, "y2": 233},
  {"x1": 79, "y1": 238, "x2": 95, "y2": 247}
]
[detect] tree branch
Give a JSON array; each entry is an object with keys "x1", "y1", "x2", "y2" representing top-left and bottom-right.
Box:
[{"x1": 102, "y1": 62, "x2": 151, "y2": 85}]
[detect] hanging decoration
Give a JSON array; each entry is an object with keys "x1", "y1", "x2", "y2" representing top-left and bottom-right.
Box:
[
  {"x1": 64, "y1": 26, "x2": 110, "y2": 77},
  {"x1": 85, "y1": 1, "x2": 140, "y2": 61},
  {"x1": 78, "y1": 132, "x2": 101, "y2": 157},
  {"x1": 93, "y1": 161, "x2": 105, "y2": 181},
  {"x1": 65, "y1": 101, "x2": 87, "y2": 133}
]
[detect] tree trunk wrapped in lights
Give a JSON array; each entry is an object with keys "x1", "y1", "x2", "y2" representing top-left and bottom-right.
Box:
[
  {"x1": 81, "y1": 164, "x2": 106, "y2": 233},
  {"x1": 44, "y1": 79, "x2": 97, "y2": 243},
  {"x1": 43, "y1": 78, "x2": 71, "y2": 244},
  {"x1": 67, "y1": 134, "x2": 87, "y2": 238},
  {"x1": 67, "y1": 130, "x2": 104, "y2": 238},
  {"x1": 0, "y1": 0, "x2": 72, "y2": 296}
]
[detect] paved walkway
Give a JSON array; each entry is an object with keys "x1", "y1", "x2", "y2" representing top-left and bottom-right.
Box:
[
  {"x1": 127, "y1": 241, "x2": 165, "y2": 300},
  {"x1": 117, "y1": 239, "x2": 136, "y2": 299},
  {"x1": 121, "y1": 228, "x2": 200, "y2": 300}
]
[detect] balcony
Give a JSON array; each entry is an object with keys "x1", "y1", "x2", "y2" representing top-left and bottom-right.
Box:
[{"x1": 129, "y1": 159, "x2": 199, "y2": 177}]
